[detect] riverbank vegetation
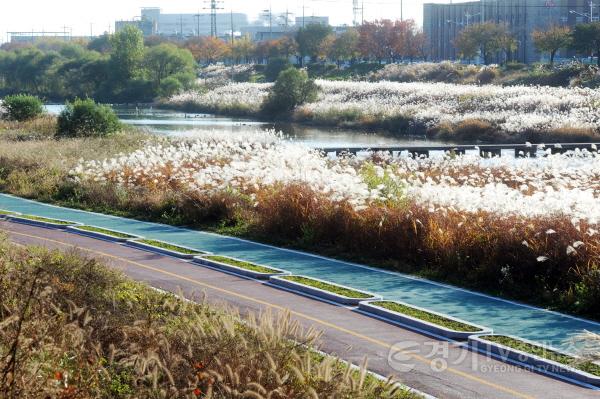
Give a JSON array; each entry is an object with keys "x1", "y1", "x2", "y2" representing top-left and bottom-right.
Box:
[
  {"x1": 1, "y1": 127, "x2": 599, "y2": 318},
  {"x1": 167, "y1": 78, "x2": 600, "y2": 144},
  {"x1": 0, "y1": 240, "x2": 418, "y2": 398},
  {"x1": 0, "y1": 26, "x2": 196, "y2": 103}
]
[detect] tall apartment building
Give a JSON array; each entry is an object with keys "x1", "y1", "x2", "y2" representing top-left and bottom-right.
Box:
[{"x1": 424, "y1": 0, "x2": 595, "y2": 63}]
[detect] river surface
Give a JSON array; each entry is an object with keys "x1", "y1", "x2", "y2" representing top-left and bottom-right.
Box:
[{"x1": 45, "y1": 104, "x2": 446, "y2": 147}]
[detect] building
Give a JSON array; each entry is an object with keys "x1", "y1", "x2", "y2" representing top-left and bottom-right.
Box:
[
  {"x1": 295, "y1": 16, "x2": 330, "y2": 27},
  {"x1": 8, "y1": 32, "x2": 92, "y2": 44},
  {"x1": 115, "y1": 19, "x2": 155, "y2": 36},
  {"x1": 424, "y1": 0, "x2": 594, "y2": 64},
  {"x1": 137, "y1": 7, "x2": 249, "y2": 38}
]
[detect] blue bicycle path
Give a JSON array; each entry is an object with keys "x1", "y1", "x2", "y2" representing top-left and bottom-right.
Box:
[{"x1": 1, "y1": 193, "x2": 598, "y2": 352}]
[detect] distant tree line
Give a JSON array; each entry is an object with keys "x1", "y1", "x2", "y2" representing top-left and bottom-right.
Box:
[
  {"x1": 0, "y1": 21, "x2": 426, "y2": 102},
  {"x1": 454, "y1": 21, "x2": 600, "y2": 66},
  {"x1": 0, "y1": 26, "x2": 196, "y2": 103},
  {"x1": 164, "y1": 19, "x2": 425, "y2": 66}
]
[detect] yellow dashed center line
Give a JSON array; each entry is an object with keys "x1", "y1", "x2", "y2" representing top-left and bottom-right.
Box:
[{"x1": 2, "y1": 228, "x2": 535, "y2": 399}]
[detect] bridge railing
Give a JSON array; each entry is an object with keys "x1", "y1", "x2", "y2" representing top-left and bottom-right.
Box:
[{"x1": 315, "y1": 143, "x2": 599, "y2": 158}]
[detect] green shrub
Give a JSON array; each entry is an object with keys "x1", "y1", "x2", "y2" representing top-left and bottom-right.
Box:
[
  {"x1": 265, "y1": 57, "x2": 293, "y2": 82},
  {"x1": 261, "y1": 67, "x2": 318, "y2": 115},
  {"x1": 57, "y1": 98, "x2": 121, "y2": 137},
  {"x1": 158, "y1": 76, "x2": 183, "y2": 98},
  {"x1": 1, "y1": 94, "x2": 44, "y2": 121}
]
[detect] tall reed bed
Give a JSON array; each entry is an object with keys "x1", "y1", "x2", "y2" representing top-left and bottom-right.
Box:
[
  {"x1": 2, "y1": 129, "x2": 599, "y2": 316},
  {"x1": 166, "y1": 80, "x2": 600, "y2": 142}
]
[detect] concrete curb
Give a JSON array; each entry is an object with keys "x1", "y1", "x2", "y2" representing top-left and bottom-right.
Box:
[
  {"x1": 469, "y1": 335, "x2": 600, "y2": 387},
  {"x1": 67, "y1": 226, "x2": 141, "y2": 243},
  {"x1": 6, "y1": 215, "x2": 79, "y2": 230},
  {"x1": 358, "y1": 301, "x2": 492, "y2": 340},
  {"x1": 269, "y1": 275, "x2": 382, "y2": 306},
  {"x1": 193, "y1": 255, "x2": 289, "y2": 280},
  {"x1": 126, "y1": 239, "x2": 210, "y2": 259}
]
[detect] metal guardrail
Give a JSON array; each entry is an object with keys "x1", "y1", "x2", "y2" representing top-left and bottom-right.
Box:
[{"x1": 315, "y1": 143, "x2": 600, "y2": 158}]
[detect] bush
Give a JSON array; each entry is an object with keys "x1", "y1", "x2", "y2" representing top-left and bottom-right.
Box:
[
  {"x1": 264, "y1": 57, "x2": 293, "y2": 82},
  {"x1": 261, "y1": 67, "x2": 318, "y2": 115},
  {"x1": 1, "y1": 94, "x2": 44, "y2": 121},
  {"x1": 158, "y1": 76, "x2": 183, "y2": 98},
  {"x1": 57, "y1": 98, "x2": 121, "y2": 137},
  {"x1": 477, "y1": 68, "x2": 497, "y2": 85}
]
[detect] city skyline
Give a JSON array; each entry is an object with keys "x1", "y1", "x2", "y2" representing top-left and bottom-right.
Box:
[{"x1": 1, "y1": 0, "x2": 454, "y2": 42}]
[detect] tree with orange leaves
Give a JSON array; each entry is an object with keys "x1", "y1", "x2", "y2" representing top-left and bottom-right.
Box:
[{"x1": 185, "y1": 36, "x2": 230, "y2": 64}]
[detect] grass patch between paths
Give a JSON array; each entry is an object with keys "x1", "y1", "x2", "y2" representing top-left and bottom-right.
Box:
[
  {"x1": 11, "y1": 214, "x2": 74, "y2": 225},
  {"x1": 76, "y1": 225, "x2": 138, "y2": 239},
  {"x1": 481, "y1": 335, "x2": 600, "y2": 377},
  {"x1": 136, "y1": 239, "x2": 205, "y2": 255},
  {"x1": 282, "y1": 275, "x2": 374, "y2": 299},
  {"x1": 371, "y1": 301, "x2": 483, "y2": 332},
  {"x1": 204, "y1": 255, "x2": 282, "y2": 274},
  {"x1": 0, "y1": 209, "x2": 17, "y2": 215}
]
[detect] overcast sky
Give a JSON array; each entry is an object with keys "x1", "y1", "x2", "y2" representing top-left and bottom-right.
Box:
[{"x1": 1, "y1": 0, "x2": 453, "y2": 43}]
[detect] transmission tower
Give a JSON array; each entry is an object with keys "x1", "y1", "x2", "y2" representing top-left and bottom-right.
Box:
[
  {"x1": 353, "y1": 0, "x2": 361, "y2": 26},
  {"x1": 204, "y1": 0, "x2": 224, "y2": 37}
]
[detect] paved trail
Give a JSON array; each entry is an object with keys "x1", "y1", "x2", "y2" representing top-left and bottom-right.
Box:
[
  {"x1": 1, "y1": 194, "x2": 599, "y2": 352},
  {"x1": 2, "y1": 221, "x2": 599, "y2": 399}
]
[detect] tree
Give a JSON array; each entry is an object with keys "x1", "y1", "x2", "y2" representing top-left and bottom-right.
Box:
[
  {"x1": 87, "y1": 34, "x2": 112, "y2": 53},
  {"x1": 261, "y1": 67, "x2": 318, "y2": 115},
  {"x1": 393, "y1": 19, "x2": 424, "y2": 62},
  {"x1": 454, "y1": 22, "x2": 515, "y2": 65},
  {"x1": 186, "y1": 37, "x2": 230, "y2": 64},
  {"x1": 358, "y1": 20, "x2": 396, "y2": 63},
  {"x1": 231, "y1": 36, "x2": 255, "y2": 64},
  {"x1": 296, "y1": 24, "x2": 333, "y2": 64},
  {"x1": 572, "y1": 22, "x2": 600, "y2": 66},
  {"x1": 110, "y1": 26, "x2": 144, "y2": 81},
  {"x1": 329, "y1": 28, "x2": 360, "y2": 66},
  {"x1": 272, "y1": 36, "x2": 298, "y2": 59},
  {"x1": 144, "y1": 43, "x2": 195, "y2": 87},
  {"x1": 532, "y1": 25, "x2": 571, "y2": 65},
  {"x1": 318, "y1": 34, "x2": 336, "y2": 61}
]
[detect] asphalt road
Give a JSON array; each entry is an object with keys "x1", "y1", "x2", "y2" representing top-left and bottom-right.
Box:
[{"x1": 1, "y1": 220, "x2": 599, "y2": 399}]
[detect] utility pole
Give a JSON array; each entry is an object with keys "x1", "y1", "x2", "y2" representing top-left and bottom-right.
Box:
[
  {"x1": 281, "y1": 8, "x2": 293, "y2": 29},
  {"x1": 230, "y1": 10, "x2": 234, "y2": 45},
  {"x1": 353, "y1": 0, "x2": 360, "y2": 26},
  {"x1": 194, "y1": 12, "x2": 201, "y2": 37},
  {"x1": 362, "y1": 1, "x2": 365, "y2": 25},
  {"x1": 400, "y1": 0, "x2": 403, "y2": 21},
  {"x1": 302, "y1": 2, "x2": 306, "y2": 28},
  {"x1": 261, "y1": 6, "x2": 272, "y2": 39}
]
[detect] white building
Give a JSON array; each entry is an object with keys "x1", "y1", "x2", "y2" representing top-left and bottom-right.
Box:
[{"x1": 139, "y1": 7, "x2": 249, "y2": 37}]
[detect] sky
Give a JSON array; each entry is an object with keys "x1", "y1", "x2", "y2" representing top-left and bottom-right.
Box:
[{"x1": 0, "y1": 0, "x2": 453, "y2": 43}]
